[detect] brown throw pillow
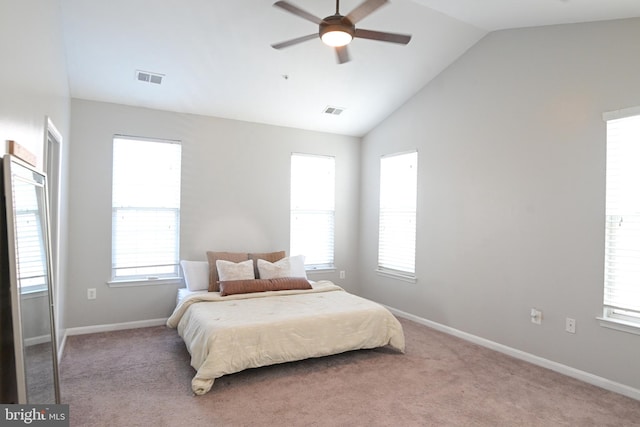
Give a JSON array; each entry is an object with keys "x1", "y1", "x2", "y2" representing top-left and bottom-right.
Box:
[
  {"x1": 206, "y1": 251, "x2": 249, "y2": 292},
  {"x1": 219, "y1": 277, "x2": 312, "y2": 296},
  {"x1": 249, "y1": 251, "x2": 286, "y2": 278}
]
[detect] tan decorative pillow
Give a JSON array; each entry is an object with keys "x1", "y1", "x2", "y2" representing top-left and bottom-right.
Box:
[
  {"x1": 206, "y1": 251, "x2": 249, "y2": 292},
  {"x1": 249, "y1": 251, "x2": 286, "y2": 278},
  {"x1": 219, "y1": 277, "x2": 312, "y2": 296}
]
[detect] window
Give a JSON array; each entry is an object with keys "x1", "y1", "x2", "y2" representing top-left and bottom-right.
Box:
[
  {"x1": 602, "y1": 109, "x2": 640, "y2": 330},
  {"x1": 378, "y1": 151, "x2": 418, "y2": 279},
  {"x1": 111, "y1": 136, "x2": 181, "y2": 283},
  {"x1": 290, "y1": 153, "x2": 335, "y2": 270},
  {"x1": 13, "y1": 174, "x2": 48, "y2": 293}
]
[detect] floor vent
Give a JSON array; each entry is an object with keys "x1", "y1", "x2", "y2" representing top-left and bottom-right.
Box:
[{"x1": 136, "y1": 70, "x2": 164, "y2": 85}]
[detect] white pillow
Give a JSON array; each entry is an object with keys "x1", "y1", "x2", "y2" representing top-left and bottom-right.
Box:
[
  {"x1": 180, "y1": 260, "x2": 209, "y2": 291},
  {"x1": 257, "y1": 255, "x2": 307, "y2": 279},
  {"x1": 216, "y1": 259, "x2": 255, "y2": 281}
]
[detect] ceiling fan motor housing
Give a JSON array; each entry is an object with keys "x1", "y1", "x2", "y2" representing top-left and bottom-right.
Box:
[{"x1": 320, "y1": 15, "x2": 356, "y2": 41}]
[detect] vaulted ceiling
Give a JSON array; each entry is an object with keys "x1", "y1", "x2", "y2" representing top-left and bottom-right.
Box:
[{"x1": 61, "y1": 0, "x2": 640, "y2": 136}]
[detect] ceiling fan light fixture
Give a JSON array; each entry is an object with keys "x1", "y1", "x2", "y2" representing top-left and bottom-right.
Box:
[
  {"x1": 321, "y1": 29, "x2": 352, "y2": 47},
  {"x1": 319, "y1": 15, "x2": 355, "y2": 47}
]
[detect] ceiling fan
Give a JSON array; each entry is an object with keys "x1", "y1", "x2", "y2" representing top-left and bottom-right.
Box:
[{"x1": 271, "y1": 0, "x2": 412, "y2": 64}]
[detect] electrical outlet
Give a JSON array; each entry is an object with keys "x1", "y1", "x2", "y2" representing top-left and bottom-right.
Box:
[
  {"x1": 87, "y1": 288, "x2": 96, "y2": 300},
  {"x1": 566, "y1": 317, "x2": 576, "y2": 334},
  {"x1": 339, "y1": 270, "x2": 345, "y2": 279},
  {"x1": 530, "y1": 308, "x2": 542, "y2": 325}
]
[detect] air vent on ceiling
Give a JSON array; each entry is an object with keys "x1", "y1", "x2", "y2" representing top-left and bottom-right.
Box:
[
  {"x1": 136, "y1": 70, "x2": 164, "y2": 85},
  {"x1": 323, "y1": 106, "x2": 345, "y2": 116}
]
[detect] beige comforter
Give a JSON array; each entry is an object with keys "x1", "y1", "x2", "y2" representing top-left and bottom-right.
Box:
[{"x1": 166, "y1": 280, "x2": 405, "y2": 395}]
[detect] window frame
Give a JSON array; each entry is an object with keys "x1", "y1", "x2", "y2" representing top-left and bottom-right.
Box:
[
  {"x1": 290, "y1": 152, "x2": 336, "y2": 271},
  {"x1": 376, "y1": 150, "x2": 418, "y2": 282},
  {"x1": 109, "y1": 135, "x2": 182, "y2": 287},
  {"x1": 599, "y1": 106, "x2": 640, "y2": 334}
]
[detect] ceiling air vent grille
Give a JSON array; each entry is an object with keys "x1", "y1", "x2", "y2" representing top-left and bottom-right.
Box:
[
  {"x1": 323, "y1": 106, "x2": 345, "y2": 116},
  {"x1": 136, "y1": 70, "x2": 164, "y2": 85}
]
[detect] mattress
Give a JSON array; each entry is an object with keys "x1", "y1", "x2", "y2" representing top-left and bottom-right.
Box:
[{"x1": 176, "y1": 287, "x2": 207, "y2": 306}]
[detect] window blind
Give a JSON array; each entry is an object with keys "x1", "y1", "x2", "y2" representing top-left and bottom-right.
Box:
[
  {"x1": 13, "y1": 178, "x2": 47, "y2": 291},
  {"x1": 378, "y1": 151, "x2": 417, "y2": 276},
  {"x1": 111, "y1": 137, "x2": 181, "y2": 281},
  {"x1": 290, "y1": 153, "x2": 335, "y2": 269},
  {"x1": 604, "y1": 113, "x2": 640, "y2": 319}
]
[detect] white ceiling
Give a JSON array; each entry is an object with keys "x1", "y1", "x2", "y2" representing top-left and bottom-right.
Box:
[{"x1": 60, "y1": 0, "x2": 640, "y2": 137}]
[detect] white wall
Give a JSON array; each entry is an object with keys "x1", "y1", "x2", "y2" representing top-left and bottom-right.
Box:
[
  {"x1": 0, "y1": 0, "x2": 70, "y2": 160},
  {"x1": 66, "y1": 99, "x2": 360, "y2": 328},
  {"x1": 359, "y1": 18, "x2": 640, "y2": 391},
  {"x1": 0, "y1": 0, "x2": 71, "y2": 347}
]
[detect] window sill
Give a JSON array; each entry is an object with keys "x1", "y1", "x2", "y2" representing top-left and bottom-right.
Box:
[
  {"x1": 108, "y1": 277, "x2": 182, "y2": 288},
  {"x1": 306, "y1": 268, "x2": 335, "y2": 274},
  {"x1": 21, "y1": 288, "x2": 48, "y2": 299},
  {"x1": 375, "y1": 269, "x2": 417, "y2": 283},
  {"x1": 597, "y1": 316, "x2": 640, "y2": 336}
]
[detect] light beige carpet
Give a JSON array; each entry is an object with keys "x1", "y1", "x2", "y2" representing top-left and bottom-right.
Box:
[{"x1": 59, "y1": 318, "x2": 640, "y2": 426}]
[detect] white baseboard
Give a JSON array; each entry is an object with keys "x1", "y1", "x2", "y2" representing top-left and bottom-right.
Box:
[
  {"x1": 58, "y1": 319, "x2": 166, "y2": 361},
  {"x1": 24, "y1": 334, "x2": 51, "y2": 347},
  {"x1": 64, "y1": 318, "x2": 168, "y2": 337},
  {"x1": 387, "y1": 306, "x2": 640, "y2": 402}
]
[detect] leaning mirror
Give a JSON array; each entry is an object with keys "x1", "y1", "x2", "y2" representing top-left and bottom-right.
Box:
[{"x1": 3, "y1": 154, "x2": 60, "y2": 403}]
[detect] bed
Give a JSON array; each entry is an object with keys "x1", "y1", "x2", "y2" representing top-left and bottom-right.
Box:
[{"x1": 167, "y1": 272, "x2": 405, "y2": 395}]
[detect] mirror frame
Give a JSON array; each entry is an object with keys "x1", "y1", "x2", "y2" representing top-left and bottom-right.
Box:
[{"x1": 3, "y1": 154, "x2": 60, "y2": 404}]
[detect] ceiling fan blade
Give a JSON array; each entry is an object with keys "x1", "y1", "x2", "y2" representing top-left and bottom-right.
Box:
[
  {"x1": 335, "y1": 45, "x2": 350, "y2": 64},
  {"x1": 354, "y1": 28, "x2": 411, "y2": 44},
  {"x1": 271, "y1": 33, "x2": 318, "y2": 49},
  {"x1": 346, "y1": 0, "x2": 388, "y2": 24},
  {"x1": 273, "y1": 1, "x2": 323, "y2": 25}
]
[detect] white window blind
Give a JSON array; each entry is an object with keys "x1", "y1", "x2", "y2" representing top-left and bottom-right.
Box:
[
  {"x1": 290, "y1": 153, "x2": 335, "y2": 269},
  {"x1": 13, "y1": 177, "x2": 48, "y2": 292},
  {"x1": 604, "y1": 112, "x2": 640, "y2": 324},
  {"x1": 111, "y1": 136, "x2": 181, "y2": 282},
  {"x1": 378, "y1": 151, "x2": 417, "y2": 277}
]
